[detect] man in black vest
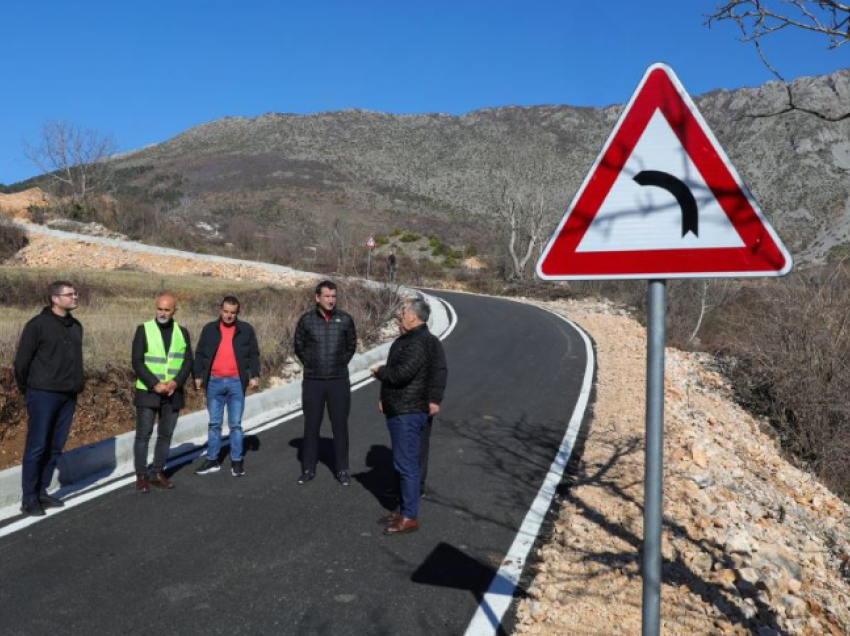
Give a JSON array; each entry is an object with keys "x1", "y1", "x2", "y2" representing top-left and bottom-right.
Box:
[
  {"x1": 294, "y1": 280, "x2": 357, "y2": 486},
  {"x1": 14, "y1": 280, "x2": 84, "y2": 517},
  {"x1": 131, "y1": 293, "x2": 193, "y2": 493}
]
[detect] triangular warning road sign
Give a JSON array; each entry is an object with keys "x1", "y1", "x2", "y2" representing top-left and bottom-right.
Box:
[{"x1": 537, "y1": 63, "x2": 792, "y2": 280}]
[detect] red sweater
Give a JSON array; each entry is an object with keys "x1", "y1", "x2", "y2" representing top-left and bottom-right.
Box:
[{"x1": 211, "y1": 322, "x2": 239, "y2": 378}]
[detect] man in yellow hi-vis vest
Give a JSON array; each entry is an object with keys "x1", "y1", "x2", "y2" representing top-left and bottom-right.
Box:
[{"x1": 131, "y1": 293, "x2": 194, "y2": 493}]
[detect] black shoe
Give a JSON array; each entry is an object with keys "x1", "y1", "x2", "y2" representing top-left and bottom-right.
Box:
[
  {"x1": 336, "y1": 470, "x2": 351, "y2": 486},
  {"x1": 297, "y1": 470, "x2": 316, "y2": 485},
  {"x1": 231, "y1": 460, "x2": 245, "y2": 477},
  {"x1": 195, "y1": 459, "x2": 221, "y2": 475},
  {"x1": 20, "y1": 499, "x2": 46, "y2": 517},
  {"x1": 38, "y1": 493, "x2": 65, "y2": 508}
]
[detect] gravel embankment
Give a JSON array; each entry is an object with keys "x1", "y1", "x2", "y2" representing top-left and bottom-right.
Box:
[{"x1": 513, "y1": 298, "x2": 850, "y2": 636}]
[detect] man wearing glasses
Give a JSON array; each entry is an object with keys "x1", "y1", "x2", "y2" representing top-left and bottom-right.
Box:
[{"x1": 14, "y1": 281, "x2": 85, "y2": 517}]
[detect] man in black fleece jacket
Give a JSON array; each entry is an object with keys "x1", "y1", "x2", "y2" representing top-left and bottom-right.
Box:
[
  {"x1": 371, "y1": 297, "x2": 436, "y2": 535},
  {"x1": 14, "y1": 281, "x2": 84, "y2": 517},
  {"x1": 293, "y1": 280, "x2": 357, "y2": 485}
]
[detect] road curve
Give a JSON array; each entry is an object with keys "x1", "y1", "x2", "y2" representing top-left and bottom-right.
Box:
[{"x1": 0, "y1": 290, "x2": 592, "y2": 636}]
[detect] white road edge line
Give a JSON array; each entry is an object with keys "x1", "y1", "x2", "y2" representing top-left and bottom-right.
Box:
[
  {"x1": 0, "y1": 291, "x2": 456, "y2": 539},
  {"x1": 463, "y1": 304, "x2": 595, "y2": 636}
]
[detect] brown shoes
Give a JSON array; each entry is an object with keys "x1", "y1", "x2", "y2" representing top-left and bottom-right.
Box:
[
  {"x1": 149, "y1": 472, "x2": 175, "y2": 490},
  {"x1": 383, "y1": 517, "x2": 420, "y2": 535},
  {"x1": 135, "y1": 476, "x2": 151, "y2": 493},
  {"x1": 377, "y1": 511, "x2": 402, "y2": 525}
]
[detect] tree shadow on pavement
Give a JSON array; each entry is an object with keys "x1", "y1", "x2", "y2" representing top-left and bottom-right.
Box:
[{"x1": 552, "y1": 434, "x2": 792, "y2": 635}]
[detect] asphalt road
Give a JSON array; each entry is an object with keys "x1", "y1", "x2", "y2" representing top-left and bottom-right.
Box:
[{"x1": 0, "y1": 290, "x2": 590, "y2": 636}]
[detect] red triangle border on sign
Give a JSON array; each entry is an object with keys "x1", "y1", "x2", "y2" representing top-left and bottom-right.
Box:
[{"x1": 537, "y1": 63, "x2": 792, "y2": 280}]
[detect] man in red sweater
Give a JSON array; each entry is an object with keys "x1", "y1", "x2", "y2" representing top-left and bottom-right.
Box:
[{"x1": 193, "y1": 296, "x2": 260, "y2": 476}]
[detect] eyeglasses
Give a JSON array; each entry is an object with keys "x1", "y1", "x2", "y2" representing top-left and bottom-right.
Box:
[{"x1": 57, "y1": 292, "x2": 79, "y2": 297}]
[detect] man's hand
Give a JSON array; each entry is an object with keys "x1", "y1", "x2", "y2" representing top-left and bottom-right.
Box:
[
  {"x1": 166, "y1": 380, "x2": 178, "y2": 396},
  {"x1": 153, "y1": 382, "x2": 169, "y2": 395},
  {"x1": 194, "y1": 379, "x2": 204, "y2": 391},
  {"x1": 428, "y1": 403, "x2": 440, "y2": 417},
  {"x1": 378, "y1": 400, "x2": 383, "y2": 414},
  {"x1": 370, "y1": 367, "x2": 379, "y2": 378},
  {"x1": 248, "y1": 378, "x2": 259, "y2": 390}
]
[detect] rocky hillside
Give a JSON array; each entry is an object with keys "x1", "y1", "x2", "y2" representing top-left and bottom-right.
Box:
[{"x1": 95, "y1": 69, "x2": 850, "y2": 263}]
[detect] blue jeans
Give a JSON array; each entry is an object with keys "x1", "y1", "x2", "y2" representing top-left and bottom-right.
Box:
[
  {"x1": 386, "y1": 413, "x2": 428, "y2": 520},
  {"x1": 206, "y1": 377, "x2": 245, "y2": 462},
  {"x1": 22, "y1": 389, "x2": 76, "y2": 500}
]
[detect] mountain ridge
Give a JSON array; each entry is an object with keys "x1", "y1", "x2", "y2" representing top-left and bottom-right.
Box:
[{"x1": 23, "y1": 69, "x2": 850, "y2": 265}]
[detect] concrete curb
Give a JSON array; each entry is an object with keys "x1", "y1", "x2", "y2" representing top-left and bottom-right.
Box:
[{"x1": 0, "y1": 291, "x2": 452, "y2": 516}]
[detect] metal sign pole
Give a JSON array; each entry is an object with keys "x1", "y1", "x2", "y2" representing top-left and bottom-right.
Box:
[
  {"x1": 366, "y1": 249, "x2": 372, "y2": 281},
  {"x1": 642, "y1": 279, "x2": 666, "y2": 636}
]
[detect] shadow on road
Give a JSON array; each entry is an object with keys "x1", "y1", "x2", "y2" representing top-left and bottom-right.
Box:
[
  {"x1": 412, "y1": 542, "x2": 514, "y2": 636},
  {"x1": 287, "y1": 435, "x2": 347, "y2": 476},
  {"x1": 353, "y1": 444, "x2": 397, "y2": 512}
]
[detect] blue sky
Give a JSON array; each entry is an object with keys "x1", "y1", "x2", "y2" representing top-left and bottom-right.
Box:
[{"x1": 1, "y1": 1, "x2": 847, "y2": 184}]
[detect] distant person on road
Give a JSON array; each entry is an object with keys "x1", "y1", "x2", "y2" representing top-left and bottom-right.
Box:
[
  {"x1": 193, "y1": 296, "x2": 260, "y2": 477},
  {"x1": 131, "y1": 293, "x2": 194, "y2": 493},
  {"x1": 294, "y1": 280, "x2": 357, "y2": 486},
  {"x1": 386, "y1": 250, "x2": 397, "y2": 283},
  {"x1": 14, "y1": 280, "x2": 84, "y2": 517},
  {"x1": 371, "y1": 297, "x2": 436, "y2": 535}
]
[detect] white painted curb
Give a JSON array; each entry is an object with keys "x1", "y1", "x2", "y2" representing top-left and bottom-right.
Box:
[{"x1": 463, "y1": 301, "x2": 595, "y2": 636}]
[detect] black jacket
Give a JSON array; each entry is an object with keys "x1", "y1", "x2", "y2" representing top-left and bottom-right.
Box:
[
  {"x1": 194, "y1": 319, "x2": 261, "y2": 391},
  {"x1": 294, "y1": 308, "x2": 357, "y2": 380},
  {"x1": 14, "y1": 307, "x2": 84, "y2": 395},
  {"x1": 376, "y1": 324, "x2": 435, "y2": 418},
  {"x1": 132, "y1": 320, "x2": 194, "y2": 410}
]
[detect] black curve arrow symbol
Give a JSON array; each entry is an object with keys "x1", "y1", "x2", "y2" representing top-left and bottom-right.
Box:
[{"x1": 633, "y1": 170, "x2": 699, "y2": 238}]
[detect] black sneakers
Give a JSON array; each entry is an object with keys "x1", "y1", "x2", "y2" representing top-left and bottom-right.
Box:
[
  {"x1": 20, "y1": 499, "x2": 45, "y2": 517},
  {"x1": 195, "y1": 459, "x2": 221, "y2": 475},
  {"x1": 231, "y1": 460, "x2": 245, "y2": 477},
  {"x1": 336, "y1": 470, "x2": 351, "y2": 486},
  {"x1": 297, "y1": 470, "x2": 316, "y2": 485},
  {"x1": 38, "y1": 493, "x2": 65, "y2": 508}
]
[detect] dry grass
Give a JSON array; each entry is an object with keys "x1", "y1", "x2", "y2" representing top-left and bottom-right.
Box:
[{"x1": 0, "y1": 267, "x2": 399, "y2": 374}]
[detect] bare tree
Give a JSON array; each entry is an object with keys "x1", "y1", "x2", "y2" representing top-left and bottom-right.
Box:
[
  {"x1": 706, "y1": 1, "x2": 850, "y2": 121},
  {"x1": 23, "y1": 120, "x2": 118, "y2": 204},
  {"x1": 488, "y1": 146, "x2": 564, "y2": 281},
  {"x1": 327, "y1": 217, "x2": 365, "y2": 275}
]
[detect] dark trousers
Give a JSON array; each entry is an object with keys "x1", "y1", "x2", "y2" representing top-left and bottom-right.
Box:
[
  {"x1": 394, "y1": 415, "x2": 433, "y2": 498},
  {"x1": 134, "y1": 403, "x2": 180, "y2": 475},
  {"x1": 387, "y1": 413, "x2": 428, "y2": 519},
  {"x1": 22, "y1": 389, "x2": 76, "y2": 500},
  {"x1": 420, "y1": 416, "x2": 433, "y2": 487},
  {"x1": 301, "y1": 378, "x2": 350, "y2": 472}
]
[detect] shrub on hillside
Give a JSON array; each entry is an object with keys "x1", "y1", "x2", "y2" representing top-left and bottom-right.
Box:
[
  {"x1": 711, "y1": 267, "x2": 850, "y2": 499},
  {"x1": 0, "y1": 219, "x2": 28, "y2": 262}
]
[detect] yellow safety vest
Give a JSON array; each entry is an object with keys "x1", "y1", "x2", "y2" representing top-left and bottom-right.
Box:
[{"x1": 136, "y1": 320, "x2": 187, "y2": 390}]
